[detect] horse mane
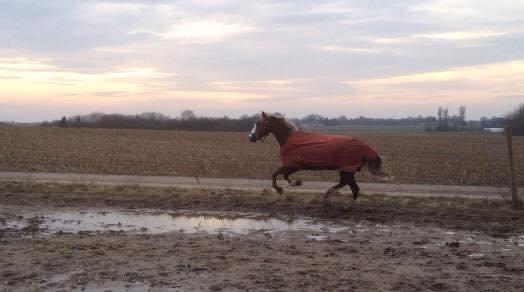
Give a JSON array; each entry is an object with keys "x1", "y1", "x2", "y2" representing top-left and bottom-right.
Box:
[
  {"x1": 266, "y1": 113, "x2": 298, "y2": 132},
  {"x1": 280, "y1": 117, "x2": 298, "y2": 132}
]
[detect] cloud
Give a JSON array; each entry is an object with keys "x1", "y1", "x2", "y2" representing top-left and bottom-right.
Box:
[
  {"x1": 346, "y1": 60, "x2": 524, "y2": 84},
  {"x1": 0, "y1": 57, "x2": 172, "y2": 104},
  {"x1": 413, "y1": 30, "x2": 512, "y2": 40},
  {"x1": 312, "y1": 45, "x2": 379, "y2": 54},
  {"x1": 0, "y1": 57, "x2": 55, "y2": 71},
  {"x1": 156, "y1": 20, "x2": 254, "y2": 43},
  {"x1": 344, "y1": 60, "x2": 524, "y2": 104},
  {"x1": 412, "y1": 0, "x2": 524, "y2": 24},
  {"x1": 91, "y1": 2, "x2": 144, "y2": 15},
  {"x1": 1, "y1": 0, "x2": 524, "y2": 121},
  {"x1": 371, "y1": 29, "x2": 518, "y2": 45},
  {"x1": 206, "y1": 78, "x2": 318, "y2": 101}
]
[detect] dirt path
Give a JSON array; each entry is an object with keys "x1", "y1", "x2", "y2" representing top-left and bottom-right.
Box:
[{"x1": 0, "y1": 171, "x2": 510, "y2": 200}]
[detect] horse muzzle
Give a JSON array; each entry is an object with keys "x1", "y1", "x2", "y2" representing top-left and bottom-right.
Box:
[
  {"x1": 248, "y1": 133, "x2": 257, "y2": 143},
  {"x1": 248, "y1": 123, "x2": 258, "y2": 142}
]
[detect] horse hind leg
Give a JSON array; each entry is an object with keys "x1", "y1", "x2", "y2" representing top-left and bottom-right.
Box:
[
  {"x1": 342, "y1": 172, "x2": 360, "y2": 200},
  {"x1": 324, "y1": 171, "x2": 347, "y2": 198}
]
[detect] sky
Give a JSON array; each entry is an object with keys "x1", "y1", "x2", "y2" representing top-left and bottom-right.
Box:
[{"x1": 1, "y1": 0, "x2": 524, "y2": 122}]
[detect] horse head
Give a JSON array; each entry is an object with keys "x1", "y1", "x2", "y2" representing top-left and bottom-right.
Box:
[
  {"x1": 248, "y1": 111, "x2": 297, "y2": 144},
  {"x1": 248, "y1": 111, "x2": 271, "y2": 143}
]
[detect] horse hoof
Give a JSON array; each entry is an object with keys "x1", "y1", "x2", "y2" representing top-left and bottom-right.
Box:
[
  {"x1": 293, "y1": 180, "x2": 303, "y2": 187},
  {"x1": 351, "y1": 185, "x2": 360, "y2": 200},
  {"x1": 322, "y1": 198, "x2": 333, "y2": 208}
]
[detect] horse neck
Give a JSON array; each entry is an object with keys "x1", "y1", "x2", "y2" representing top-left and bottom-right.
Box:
[{"x1": 271, "y1": 119, "x2": 296, "y2": 146}]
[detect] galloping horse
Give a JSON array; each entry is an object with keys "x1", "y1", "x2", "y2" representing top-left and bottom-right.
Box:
[{"x1": 248, "y1": 112, "x2": 387, "y2": 200}]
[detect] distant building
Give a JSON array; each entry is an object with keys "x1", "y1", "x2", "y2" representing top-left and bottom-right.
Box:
[
  {"x1": 301, "y1": 123, "x2": 325, "y2": 128},
  {"x1": 483, "y1": 128, "x2": 504, "y2": 133}
]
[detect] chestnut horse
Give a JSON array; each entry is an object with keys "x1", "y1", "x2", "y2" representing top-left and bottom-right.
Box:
[{"x1": 248, "y1": 112, "x2": 387, "y2": 200}]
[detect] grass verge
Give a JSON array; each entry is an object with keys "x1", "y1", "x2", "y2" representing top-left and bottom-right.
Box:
[{"x1": 0, "y1": 180, "x2": 518, "y2": 214}]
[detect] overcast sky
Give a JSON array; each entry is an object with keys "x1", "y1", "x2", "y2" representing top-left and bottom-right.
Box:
[{"x1": 1, "y1": 0, "x2": 523, "y2": 122}]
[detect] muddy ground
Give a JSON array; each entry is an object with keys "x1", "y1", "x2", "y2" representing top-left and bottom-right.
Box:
[{"x1": 1, "y1": 182, "x2": 523, "y2": 291}]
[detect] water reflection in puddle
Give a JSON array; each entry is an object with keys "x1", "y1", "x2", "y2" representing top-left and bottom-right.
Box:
[
  {"x1": 4, "y1": 210, "x2": 348, "y2": 235},
  {"x1": 3, "y1": 210, "x2": 523, "y2": 249}
]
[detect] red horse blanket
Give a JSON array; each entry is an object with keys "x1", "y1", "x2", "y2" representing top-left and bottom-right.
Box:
[{"x1": 280, "y1": 131, "x2": 378, "y2": 172}]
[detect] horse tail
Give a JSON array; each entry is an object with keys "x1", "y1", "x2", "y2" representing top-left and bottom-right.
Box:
[{"x1": 366, "y1": 156, "x2": 390, "y2": 178}]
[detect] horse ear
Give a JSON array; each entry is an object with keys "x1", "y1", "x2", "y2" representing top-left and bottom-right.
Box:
[{"x1": 261, "y1": 111, "x2": 267, "y2": 118}]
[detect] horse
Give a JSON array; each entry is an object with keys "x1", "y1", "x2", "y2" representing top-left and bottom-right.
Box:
[{"x1": 248, "y1": 111, "x2": 387, "y2": 200}]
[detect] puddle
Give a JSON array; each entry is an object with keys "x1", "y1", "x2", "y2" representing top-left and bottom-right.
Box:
[
  {"x1": 506, "y1": 235, "x2": 524, "y2": 247},
  {"x1": 468, "y1": 253, "x2": 484, "y2": 258},
  {"x1": 69, "y1": 281, "x2": 154, "y2": 292},
  {"x1": 2, "y1": 209, "x2": 348, "y2": 236},
  {"x1": 2, "y1": 209, "x2": 522, "y2": 252},
  {"x1": 306, "y1": 234, "x2": 328, "y2": 241}
]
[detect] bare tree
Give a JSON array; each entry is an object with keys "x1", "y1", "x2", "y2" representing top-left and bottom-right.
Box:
[
  {"x1": 458, "y1": 105, "x2": 466, "y2": 131},
  {"x1": 59, "y1": 116, "x2": 67, "y2": 128},
  {"x1": 180, "y1": 110, "x2": 196, "y2": 120},
  {"x1": 506, "y1": 104, "x2": 524, "y2": 136},
  {"x1": 140, "y1": 112, "x2": 169, "y2": 121},
  {"x1": 443, "y1": 108, "x2": 449, "y2": 131},
  {"x1": 437, "y1": 107, "x2": 443, "y2": 131}
]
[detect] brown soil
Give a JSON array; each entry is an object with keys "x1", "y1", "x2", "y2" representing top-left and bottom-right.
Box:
[{"x1": 1, "y1": 182, "x2": 523, "y2": 291}]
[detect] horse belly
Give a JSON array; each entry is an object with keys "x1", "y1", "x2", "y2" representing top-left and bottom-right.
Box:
[{"x1": 281, "y1": 143, "x2": 361, "y2": 171}]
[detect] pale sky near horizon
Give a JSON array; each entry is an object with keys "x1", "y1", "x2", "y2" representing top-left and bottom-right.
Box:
[{"x1": 1, "y1": 0, "x2": 523, "y2": 122}]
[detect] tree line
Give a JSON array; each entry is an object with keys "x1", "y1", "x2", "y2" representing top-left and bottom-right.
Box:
[
  {"x1": 42, "y1": 111, "x2": 258, "y2": 132},
  {"x1": 297, "y1": 114, "x2": 436, "y2": 127},
  {"x1": 507, "y1": 104, "x2": 524, "y2": 135},
  {"x1": 431, "y1": 105, "x2": 468, "y2": 132},
  {"x1": 430, "y1": 105, "x2": 524, "y2": 134},
  {"x1": 41, "y1": 111, "x2": 438, "y2": 132},
  {"x1": 40, "y1": 104, "x2": 524, "y2": 135}
]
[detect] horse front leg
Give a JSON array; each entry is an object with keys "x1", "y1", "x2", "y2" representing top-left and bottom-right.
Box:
[
  {"x1": 345, "y1": 172, "x2": 360, "y2": 200},
  {"x1": 272, "y1": 167, "x2": 286, "y2": 194},
  {"x1": 282, "y1": 168, "x2": 302, "y2": 187}
]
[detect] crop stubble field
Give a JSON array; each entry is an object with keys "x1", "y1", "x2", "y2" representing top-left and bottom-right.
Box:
[{"x1": 0, "y1": 125, "x2": 522, "y2": 186}]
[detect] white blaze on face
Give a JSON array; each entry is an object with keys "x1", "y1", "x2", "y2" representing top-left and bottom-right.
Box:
[{"x1": 248, "y1": 123, "x2": 257, "y2": 140}]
